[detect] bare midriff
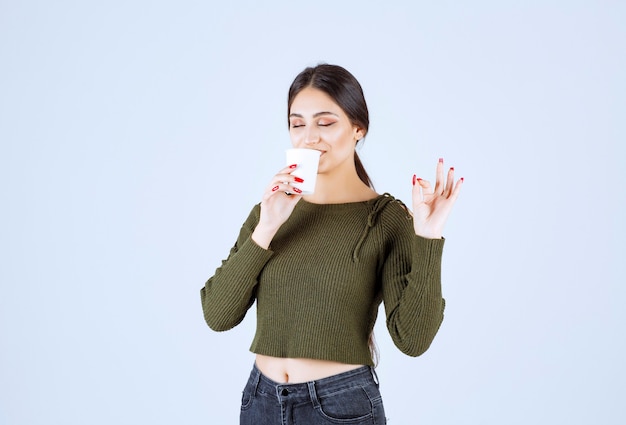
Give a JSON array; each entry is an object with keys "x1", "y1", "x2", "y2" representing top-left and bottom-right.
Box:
[{"x1": 255, "y1": 354, "x2": 364, "y2": 384}]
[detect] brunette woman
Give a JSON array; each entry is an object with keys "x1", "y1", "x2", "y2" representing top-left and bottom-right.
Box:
[{"x1": 201, "y1": 64, "x2": 463, "y2": 425}]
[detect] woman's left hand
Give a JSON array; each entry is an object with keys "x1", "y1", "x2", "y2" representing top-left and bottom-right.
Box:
[{"x1": 411, "y1": 158, "x2": 463, "y2": 239}]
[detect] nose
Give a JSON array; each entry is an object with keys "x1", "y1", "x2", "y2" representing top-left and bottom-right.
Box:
[{"x1": 303, "y1": 126, "x2": 320, "y2": 145}]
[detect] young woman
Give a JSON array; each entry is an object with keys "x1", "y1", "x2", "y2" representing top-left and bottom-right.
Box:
[{"x1": 201, "y1": 64, "x2": 463, "y2": 425}]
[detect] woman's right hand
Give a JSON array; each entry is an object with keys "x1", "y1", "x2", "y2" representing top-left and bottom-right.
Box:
[{"x1": 251, "y1": 164, "x2": 303, "y2": 249}]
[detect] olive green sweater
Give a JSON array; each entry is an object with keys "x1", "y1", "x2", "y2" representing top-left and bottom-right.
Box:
[{"x1": 201, "y1": 193, "x2": 446, "y2": 366}]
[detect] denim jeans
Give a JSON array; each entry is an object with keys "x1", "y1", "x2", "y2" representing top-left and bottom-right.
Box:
[{"x1": 240, "y1": 363, "x2": 387, "y2": 425}]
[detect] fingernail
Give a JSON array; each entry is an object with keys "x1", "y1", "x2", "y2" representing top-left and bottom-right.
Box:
[
  {"x1": 272, "y1": 185, "x2": 279, "y2": 192},
  {"x1": 412, "y1": 174, "x2": 416, "y2": 186},
  {"x1": 450, "y1": 167, "x2": 454, "y2": 171},
  {"x1": 289, "y1": 164, "x2": 297, "y2": 169},
  {"x1": 460, "y1": 177, "x2": 464, "y2": 182},
  {"x1": 439, "y1": 158, "x2": 444, "y2": 163},
  {"x1": 292, "y1": 187, "x2": 302, "y2": 194},
  {"x1": 294, "y1": 177, "x2": 304, "y2": 183}
]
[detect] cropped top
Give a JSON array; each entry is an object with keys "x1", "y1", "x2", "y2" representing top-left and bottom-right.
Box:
[{"x1": 200, "y1": 193, "x2": 446, "y2": 366}]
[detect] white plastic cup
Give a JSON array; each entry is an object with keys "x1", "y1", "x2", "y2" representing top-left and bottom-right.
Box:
[{"x1": 285, "y1": 148, "x2": 321, "y2": 194}]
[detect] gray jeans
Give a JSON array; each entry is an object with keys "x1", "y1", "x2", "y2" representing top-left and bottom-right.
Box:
[{"x1": 240, "y1": 363, "x2": 387, "y2": 425}]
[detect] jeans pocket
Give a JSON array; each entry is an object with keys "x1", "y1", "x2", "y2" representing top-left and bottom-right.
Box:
[
  {"x1": 316, "y1": 386, "x2": 374, "y2": 423},
  {"x1": 240, "y1": 380, "x2": 256, "y2": 411}
]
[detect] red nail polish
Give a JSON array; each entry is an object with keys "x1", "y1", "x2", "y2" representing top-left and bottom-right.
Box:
[
  {"x1": 272, "y1": 185, "x2": 279, "y2": 192},
  {"x1": 460, "y1": 177, "x2": 464, "y2": 182},
  {"x1": 412, "y1": 174, "x2": 416, "y2": 186},
  {"x1": 289, "y1": 164, "x2": 297, "y2": 169},
  {"x1": 294, "y1": 177, "x2": 304, "y2": 183},
  {"x1": 450, "y1": 167, "x2": 454, "y2": 171},
  {"x1": 292, "y1": 187, "x2": 302, "y2": 194}
]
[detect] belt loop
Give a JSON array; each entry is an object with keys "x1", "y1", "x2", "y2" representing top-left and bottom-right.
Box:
[
  {"x1": 370, "y1": 366, "x2": 380, "y2": 386},
  {"x1": 307, "y1": 381, "x2": 320, "y2": 409},
  {"x1": 251, "y1": 364, "x2": 262, "y2": 395}
]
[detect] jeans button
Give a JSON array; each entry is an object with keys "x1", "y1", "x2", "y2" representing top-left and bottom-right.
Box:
[{"x1": 281, "y1": 388, "x2": 289, "y2": 396}]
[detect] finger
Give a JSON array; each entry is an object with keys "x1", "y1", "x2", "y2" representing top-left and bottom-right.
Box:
[
  {"x1": 272, "y1": 174, "x2": 306, "y2": 186},
  {"x1": 271, "y1": 183, "x2": 303, "y2": 195},
  {"x1": 444, "y1": 167, "x2": 455, "y2": 197},
  {"x1": 413, "y1": 176, "x2": 434, "y2": 207},
  {"x1": 263, "y1": 182, "x2": 303, "y2": 201},
  {"x1": 434, "y1": 158, "x2": 445, "y2": 194},
  {"x1": 416, "y1": 177, "x2": 432, "y2": 195},
  {"x1": 412, "y1": 175, "x2": 423, "y2": 203},
  {"x1": 274, "y1": 163, "x2": 303, "y2": 180},
  {"x1": 269, "y1": 164, "x2": 300, "y2": 183},
  {"x1": 282, "y1": 163, "x2": 299, "y2": 173},
  {"x1": 449, "y1": 177, "x2": 464, "y2": 202}
]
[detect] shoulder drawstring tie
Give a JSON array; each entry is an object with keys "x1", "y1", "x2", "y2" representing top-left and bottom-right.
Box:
[{"x1": 352, "y1": 193, "x2": 397, "y2": 262}]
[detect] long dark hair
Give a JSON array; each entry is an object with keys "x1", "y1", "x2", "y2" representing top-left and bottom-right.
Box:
[{"x1": 287, "y1": 64, "x2": 374, "y2": 189}]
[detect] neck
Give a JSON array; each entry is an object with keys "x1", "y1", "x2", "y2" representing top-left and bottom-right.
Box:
[{"x1": 304, "y1": 167, "x2": 376, "y2": 204}]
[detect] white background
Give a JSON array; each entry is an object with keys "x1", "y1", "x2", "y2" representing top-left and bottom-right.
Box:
[{"x1": 1, "y1": 1, "x2": 624, "y2": 424}]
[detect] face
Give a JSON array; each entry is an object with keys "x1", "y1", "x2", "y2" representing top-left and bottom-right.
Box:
[{"x1": 288, "y1": 87, "x2": 364, "y2": 176}]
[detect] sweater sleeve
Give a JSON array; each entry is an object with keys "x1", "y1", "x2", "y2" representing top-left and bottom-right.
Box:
[
  {"x1": 200, "y1": 205, "x2": 273, "y2": 331},
  {"x1": 381, "y1": 207, "x2": 446, "y2": 357}
]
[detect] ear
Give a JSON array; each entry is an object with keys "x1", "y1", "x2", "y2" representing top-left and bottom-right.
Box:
[{"x1": 354, "y1": 126, "x2": 366, "y2": 141}]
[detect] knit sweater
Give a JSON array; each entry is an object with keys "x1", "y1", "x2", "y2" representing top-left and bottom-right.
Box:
[{"x1": 200, "y1": 193, "x2": 446, "y2": 366}]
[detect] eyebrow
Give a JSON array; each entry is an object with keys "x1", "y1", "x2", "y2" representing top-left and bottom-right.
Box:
[{"x1": 289, "y1": 111, "x2": 339, "y2": 119}]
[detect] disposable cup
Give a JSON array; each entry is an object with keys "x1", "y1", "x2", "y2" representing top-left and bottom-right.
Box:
[{"x1": 285, "y1": 148, "x2": 321, "y2": 194}]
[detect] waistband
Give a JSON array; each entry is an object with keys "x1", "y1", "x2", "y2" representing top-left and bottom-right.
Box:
[{"x1": 246, "y1": 362, "x2": 379, "y2": 403}]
